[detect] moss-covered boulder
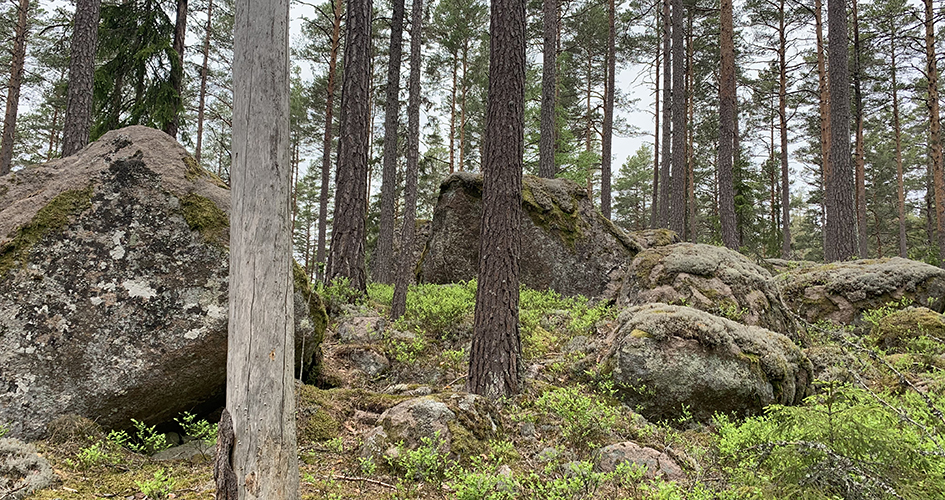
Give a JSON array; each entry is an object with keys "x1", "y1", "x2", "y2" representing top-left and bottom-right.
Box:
[
  {"x1": 626, "y1": 228, "x2": 680, "y2": 249},
  {"x1": 601, "y1": 303, "x2": 812, "y2": 423},
  {"x1": 778, "y1": 257, "x2": 945, "y2": 325},
  {"x1": 0, "y1": 126, "x2": 326, "y2": 440},
  {"x1": 870, "y1": 307, "x2": 945, "y2": 355},
  {"x1": 419, "y1": 173, "x2": 640, "y2": 299},
  {"x1": 373, "y1": 392, "x2": 501, "y2": 460},
  {"x1": 618, "y1": 243, "x2": 796, "y2": 336}
]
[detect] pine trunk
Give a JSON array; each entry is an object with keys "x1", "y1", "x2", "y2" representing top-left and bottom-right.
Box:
[
  {"x1": 600, "y1": 0, "x2": 615, "y2": 220},
  {"x1": 718, "y1": 0, "x2": 737, "y2": 250},
  {"x1": 316, "y1": 0, "x2": 344, "y2": 281},
  {"x1": 670, "y1": 0, "x2": 686, "y2": 235},
  {"x1": 539, "y1": 0, "x2": 557, "y2": 178},
  {"x1": 375, "y1": 0, "x2": 407, "y2": 284},
  {"x1": 61, "y1": 0, "x2": 101, "y2": 157},
  {"x1": 0, "y1": 0, "x2": 29, "y2": 176},
  {"x1": 467, "y1": 0, "x2": 524, "y2": 400},
  {"x1": 392, "y1": 0, "x2": 424, "y2": 320},
  {"x1": 658, "y1": 0, "x2": 671, "y2": 228},
  {"x1": 925, "y1": 0, "x2": 945, "y2": 265},
  {"x1": 165, "y1": 0, "x2": 187, "y2": 139},
  {"x1": 825, "y1": 0, "x2": 856, "y2": 261},
  {"x1": 650, "y1": 15, "x2": 660, "y2": 229},
  {"x1": 195, "y1": 0, "x2": 213, "y2": 164},
  {"x1": 778, "y1": 0, "x2": 791, "y2": 259},
  {"x1": 327, "y1": 0, "x2": 373, "y2": 293},
  {"x1": 226, "y1": 0, "x2": 298, "y2": 495}
]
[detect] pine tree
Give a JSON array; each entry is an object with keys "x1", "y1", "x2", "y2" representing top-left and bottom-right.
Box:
[
  {"x1": 61, "y1": 0, "x2": 101, "y2": 157},
  {"x1": 467, "y1": 0, "x2": 525, "y2": 399},
  {"x1": 327, "y1": 0, "x2": 373, "y2": 292}
]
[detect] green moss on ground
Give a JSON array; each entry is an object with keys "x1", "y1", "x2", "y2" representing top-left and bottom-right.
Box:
[
  {"x1": 179, "y1": 193, "x2": 228, "y2": 245},
  {"x1": 0, "y1": 186, "x2": 93, "y2": 278},
  {"x1": 872, "y1": 307, "x2": 945, "y2": 355}
]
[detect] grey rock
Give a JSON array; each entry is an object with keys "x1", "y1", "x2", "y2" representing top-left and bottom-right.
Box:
[
  {"x1": 420, "y1": 173, "x2": 640, "y2": 299},
  {"x1": 620, "y1": 243, "x2": 795, "y2": 336},
  {"x1": 519, "y1": 421, "x2": 536, "y2": 439},
  {"x1": 595, "y1": 441, "x2": 686, "y2": 481},
  {"x1": 778, "y1": 257, "x2": 945, "y2": 325},
  {"x1": 0, "y1": 126, "x2": 327, "y2": 440},
  {"x1": 536, "y1": 447, "x2": 559, "y2": 462},
  {"x1": 359, "y1": 426, "x2": 388, "y2": 459},
  {"x1": 603, "y1": 303, "x2": 813, "y2": 423},
  {"x1": 337, "y1": 315, "x2": 385, "y2": 343},
  {"x1": 344, "y1": 348, "x2": 390, "y2": 377},
  {"x1": 375, "y1": 392, "x2": 500, "y2": 459}
]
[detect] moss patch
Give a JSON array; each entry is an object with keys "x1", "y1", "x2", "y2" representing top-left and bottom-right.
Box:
[
  {"x1": 871, "y1": 307, "x2": 945, "y2": 355},
  {"x1": 183, "y1": 155, "x2": 229, "y2": 189},
  {"x1": 0, "y1": 186, "x2": 93, "y2": 278},
  {"x1": 296, "y1": 386, "x2": 407, "y2": 444},
  {"x1": 179, "y1": 193, "x2": 228, "y2": 245},
  {"x1": 521, "y1": 177, "x2": 582, "y2": 249},
  {"x1": 294, "y1": 262, "x2": 329, "y2": 382}
]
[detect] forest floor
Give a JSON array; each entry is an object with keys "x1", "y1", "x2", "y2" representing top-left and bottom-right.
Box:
[{"x1": 18, "y1": 281, "x2": 945, "y2": 500}]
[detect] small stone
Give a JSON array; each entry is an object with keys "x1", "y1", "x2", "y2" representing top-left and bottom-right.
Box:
[{"x1": 519, "y1": 421, "x2": 536, "y2": 438}]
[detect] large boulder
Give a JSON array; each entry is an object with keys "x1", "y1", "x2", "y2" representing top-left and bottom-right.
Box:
[
  {"x1": 619, "y1": 243, "x2": 795, "y2": 335},
  {"x1": 601, "y1": 303, "x2": 812, "y2": 423},
  {"x1": 0, "y1": 126, "x2": 327, "y2": 440},
  {"x1": 419, "y1": 173, "x2": 640, "y2": 299},
  {"x1": 777, "y1": 257, "x2": 945, "y2": 325}
]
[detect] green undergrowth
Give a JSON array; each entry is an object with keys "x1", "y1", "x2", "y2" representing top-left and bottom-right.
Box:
[
  {"x1": 22, "y1": 290, "x2": 945, "y2": 499},
  {"x1": 363, "y1": 281, "x2": 615, "y2": 362}
]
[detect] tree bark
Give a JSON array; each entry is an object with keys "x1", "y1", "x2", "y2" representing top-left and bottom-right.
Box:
[
  {"x1": 195, "y1": 0, "x2": 213, "y2": 165},
  {"x1": 164, "y1": 0, "x2": 187, "y2": 139},
  {"x1": 375, "y1": 0, "x2": 406, "y2": 284},
  {"x1": 925, "y1": 0, "x2": 945, "y2": 265},
  {"x1": 61, "y1": 0, "x2": 101, "y2": 158},
  {"x1": 718, "y1": 0, "x2": 737, "y2": 250},
  {"x1": 892, "y1": 31, "x2": 907, "y2": 258},
  {"x1": 685, "y1": 12, "x2": 695, "y2": 241},
  {"x1": 317, "y1": 0, "x2": 344, "y2": 281},
  {"x1": 650, "y1": 8, "x2": 660, "y2": 229},
  {"x1": 392, "y1": 0, "x2": 423, "y2": 320},
  {"x1": 328, "y1": 0, "x2": 373, "y2": 293},
  {"x1": 658, "y1": 0, "x2": 671, "y2": 228},
  {"x1": 539, "y1": 0, "x2": 557, "y2": 179},
  {"x1": 815, "y1": 0, "x2": 830, "y2": 253},
  {"x1": 852, "y1": 0, "x2": 867, "y2": 258},
  {"x1": 825, "y1": 0, "x2": 856, "y2": 261},
  {"x1": 0, "y1": 0, "x2": 30, "y2": 176},
  {"x1": 670, "y1": 0, "x2": 686, "y2": 235},
  {"x1": 228, "y1": 0, "x2": 298, "y2": 496},
  {"x1": 467, "y1": 0, "x2": 524, "y2": 400},
  {"x1": 778, "y1": 0, "x2": 791, "y2": 259},
  {"x1": 600, "y1": 0, "x2": 616, "y2": 220}
]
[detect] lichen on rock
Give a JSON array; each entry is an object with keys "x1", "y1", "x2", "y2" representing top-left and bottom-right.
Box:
[
  {"x1": 600, "y1": 303, "x2": 812, "y2": 423},
  {"x1": 778, "y1": 257, "x2": 945, "y2": 325},
  {"x1": 619, "y1": 243, "x2": 796, "y2": 336},
  {"x1": 0, "y1": 126, "x2": 326, "y2": 440}
]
